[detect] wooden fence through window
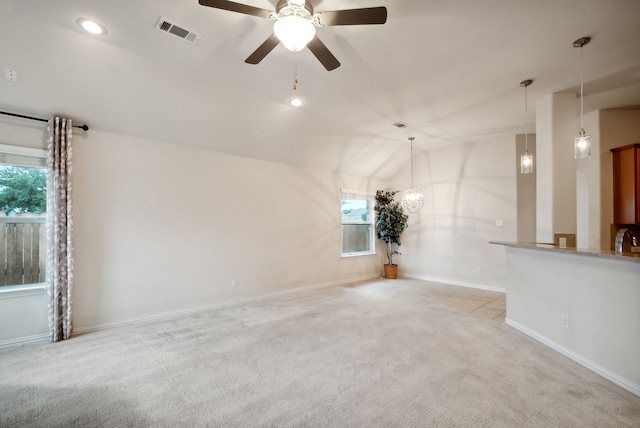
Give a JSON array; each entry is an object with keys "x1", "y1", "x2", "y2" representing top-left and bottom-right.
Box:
[{"x1": 0, "y1": 217, "x2": 46, "y2": 286}]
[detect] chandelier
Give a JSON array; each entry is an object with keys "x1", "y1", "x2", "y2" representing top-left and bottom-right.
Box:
[{"x1": 401, "y1": 137, "x2": 424, "y2": 213}]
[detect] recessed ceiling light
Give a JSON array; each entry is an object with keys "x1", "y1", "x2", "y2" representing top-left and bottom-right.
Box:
[
  {"x1": 289, "y1": 98, "x2": 303, "y2": 107},
  {"x1": 77, "y1": 18, "x2": 107, "y2": 35}
]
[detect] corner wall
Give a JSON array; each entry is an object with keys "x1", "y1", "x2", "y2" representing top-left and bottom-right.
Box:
[{"x1": 389, "y1": 134, "x2": 517, "y2": 290}]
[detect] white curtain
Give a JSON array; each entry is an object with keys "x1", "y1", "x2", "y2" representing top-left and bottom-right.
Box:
[{"x1": 46, "y1": 117, "x2": 74, "y2": 342}]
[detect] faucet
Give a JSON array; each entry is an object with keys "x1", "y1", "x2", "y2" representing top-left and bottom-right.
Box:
[{"x1": 615, "y1": 228, "x2": 638, "y2": 254}]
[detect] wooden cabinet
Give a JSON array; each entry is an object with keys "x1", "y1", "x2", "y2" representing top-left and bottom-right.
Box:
[{"x1": 611, "y1": 143, "x2": 640, "y2": 225}]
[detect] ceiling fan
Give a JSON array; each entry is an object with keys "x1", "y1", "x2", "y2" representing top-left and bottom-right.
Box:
[{"x1": 198, "y1": 0, "x2": 387, "y2": 71}]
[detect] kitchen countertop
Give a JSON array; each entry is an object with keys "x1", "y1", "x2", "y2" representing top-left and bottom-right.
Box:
[{"x1": 490, "y1": 241, "x2": 640, "y2": 264}]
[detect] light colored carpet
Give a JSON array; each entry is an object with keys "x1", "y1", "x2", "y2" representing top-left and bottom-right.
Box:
[{"x1": 1, "y1": 279, "x2": 639, "y2": 427}]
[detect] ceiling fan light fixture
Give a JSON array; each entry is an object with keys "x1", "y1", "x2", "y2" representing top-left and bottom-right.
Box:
[{"x1": 274, "y1": 15, "x2": 316, "y2": 52}]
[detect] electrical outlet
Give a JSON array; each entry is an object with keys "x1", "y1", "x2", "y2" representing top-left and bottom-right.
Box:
[
  {"x1": 562, "y1": 314, "x2": 569, "y2": 328},
  {"x1": 232, "y1": 278, "x2": 239, "y2": 288},
  {"x1": 496, "y1": 219, "x2": 504, "y2": 227},
  {"x1": 4, "y1": 68, "x2": 18, "y2": 82},
  {"x1": 475, "y1": 267, "x2": 482, "y2": 275}
]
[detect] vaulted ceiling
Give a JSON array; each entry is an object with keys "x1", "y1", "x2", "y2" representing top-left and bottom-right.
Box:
[{"x1": 1, "y1": 0, "x2": 639, "y2": 179}]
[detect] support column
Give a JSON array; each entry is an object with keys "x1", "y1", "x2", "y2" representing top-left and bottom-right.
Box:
[
  {"x1": 516, "y1": 134, "x2": 536, "y2": 242},
  {"x1": 535, "y1": 93, "x2": 577, "y2": 243},
  {"x1": 576, "y1": 110, "x2": 600, "y2": 250}
]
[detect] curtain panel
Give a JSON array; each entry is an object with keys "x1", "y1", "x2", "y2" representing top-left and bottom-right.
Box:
[{"x1": 46, "y1": 117, "x2": 74, "y2": 342}]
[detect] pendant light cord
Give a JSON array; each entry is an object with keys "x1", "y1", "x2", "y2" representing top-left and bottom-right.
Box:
[
  {"x1": 520, "y1": 79, "x2": 532, "y2": 154},
  {"x1": 524, "y1": 83, "x2": 528, "y2": 152},
  {"x1": 409, "y1": 137, "x2": 415, "y2": 188},
  {"x1": 579, "y1": 45, "x2": 584, "y2": 132}
]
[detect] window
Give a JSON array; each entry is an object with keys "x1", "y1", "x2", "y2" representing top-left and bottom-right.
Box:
[
  {"x1": 0, "y1": 144, "x2": 47, "y2": 289},
  {"x1": 341, "y1": 190, "x2": 375, "y2": 257}
]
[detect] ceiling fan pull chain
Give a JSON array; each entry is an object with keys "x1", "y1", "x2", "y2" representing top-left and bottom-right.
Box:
[{"x1": 293, "y1": 59, "x2": 299, "y2": 90}]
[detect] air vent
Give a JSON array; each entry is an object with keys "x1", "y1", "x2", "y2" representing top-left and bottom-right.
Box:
[
  {"x1": 393, "y1": 122, "x2": 407, "y2": 128},
  {"x1": 155, "y1": 17, "x2": 200, "y2": 43}
]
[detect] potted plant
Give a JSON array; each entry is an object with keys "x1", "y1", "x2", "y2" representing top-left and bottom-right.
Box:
[{"x1": 374, "y1": 190, "x2": 408, "y2": 279}]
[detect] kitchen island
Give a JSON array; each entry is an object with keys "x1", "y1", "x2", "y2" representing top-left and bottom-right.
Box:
[{"x1": 491, "y1": 242, "x2": 640, "y2": 397}]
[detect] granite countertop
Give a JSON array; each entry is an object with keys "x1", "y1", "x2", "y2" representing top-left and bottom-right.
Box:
[{"x1": 490, "y1": 241, "x2": 640, "y2": 264}]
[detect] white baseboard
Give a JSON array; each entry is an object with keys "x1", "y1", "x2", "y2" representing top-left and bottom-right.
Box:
[
  {"x1": 506, "y1": 318, "x2": 640, "y2": 398},
  {"x1": 0, "y1": 333, "x2": 49, "y2": 350},
  {"x1": 73, "y1": 273, "x2": 381, "y2": 335},
  {"x1": 401, "y1": 273, "x2": 506, "y2": 293}
]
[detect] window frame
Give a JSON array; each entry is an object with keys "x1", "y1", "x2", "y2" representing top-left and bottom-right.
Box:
[
  {"x1": 0, "y1": 143, "x2": 47, "y2": 292},
  {"x1": 340, "y1": 189, "x2": 376, "y2": 258}
]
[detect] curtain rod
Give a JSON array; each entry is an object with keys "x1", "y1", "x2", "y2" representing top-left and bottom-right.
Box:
[{"x1": 0, "y1": 111, "x2": 89, "y2": 131}]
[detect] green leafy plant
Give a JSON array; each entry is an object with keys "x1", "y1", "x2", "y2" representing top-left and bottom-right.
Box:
[
  {"x1": 374, "y1": 190, "x2": 408, "y2": 266},
  {"x1": 0, "y1": 166, "x2": 46, "y2": 216}
]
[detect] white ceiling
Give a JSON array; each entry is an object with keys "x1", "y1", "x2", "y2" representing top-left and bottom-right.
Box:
[{"x1": 1, "y1": 0, "x2": 640, "y2": 179}]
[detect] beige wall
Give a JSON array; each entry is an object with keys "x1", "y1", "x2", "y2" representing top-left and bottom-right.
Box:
[
  {"x1": 388, "y1": 134, "x2": 517, "y2": 290},
  {"x1": 71, "y1": 130, "x2": 386, "y2": 330}
]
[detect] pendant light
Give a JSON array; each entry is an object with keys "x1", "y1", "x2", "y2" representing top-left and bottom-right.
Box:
[
  {"x1": 401, "y1": 137, "x2": 424, "y2": 213},
  {"x1": 573, "y1": 37, "x2": 591, "y2": 159},
  {"x1": 520, "y1": 79, "x2": 534, "y2": 174}
]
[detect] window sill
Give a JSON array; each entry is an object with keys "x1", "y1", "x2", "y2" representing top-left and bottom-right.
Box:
[
  {"x1": 341, "y1": 252, "x2": 377, "y2": 259},
  {"x1": 0, "y1": 283, "x2": 46, "y2": 299}
]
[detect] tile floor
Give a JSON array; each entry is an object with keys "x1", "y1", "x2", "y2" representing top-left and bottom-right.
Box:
[
  {"x1": 348, "y1": 278, "x2": 506, "y2": 321},
  {"x1": 422, "y1": 281, "x2": 506, "y2": 321},
  {"x1": 465, "y1": 292, "x2": 506, "y2": 321}
]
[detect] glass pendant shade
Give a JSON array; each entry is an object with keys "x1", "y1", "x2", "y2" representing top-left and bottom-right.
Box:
[
  {"x1": 574, "y1": 130, "x2": 591, "y2": 159},
  {"x1": 274, "y1": 16, "x2": 316, "y2": 52},
  {"x1": 520, "y1": 152, "x2": 534, "y2": 174},
  {"x1": 401, "y1": 137, "x2": 424, "y2": 213},
  {"x1": 402, "y1": 188, "x2": 424, "y2": 213}
]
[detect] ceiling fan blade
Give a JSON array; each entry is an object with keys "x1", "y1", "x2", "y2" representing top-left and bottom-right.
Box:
[
  {"x1": 245, "y1": 34, "x2": 281, "y2": 64},
  {"x1": 316, "y1": 7, "x2": 387, "y2": 26},
  {"x1": 307, "y1": 36, "x2": 340, "y2": 71},
  {"x1": 198, "y1": 0, "x2": 272, "y2": 19}
]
